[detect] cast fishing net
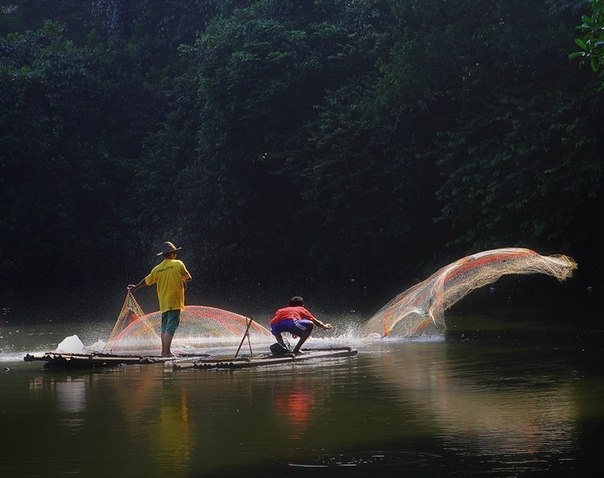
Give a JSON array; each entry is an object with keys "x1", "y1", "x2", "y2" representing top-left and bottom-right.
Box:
[
  {"x1": 361, "y1": 248, "x2": 577, "y2": 338},
  {"x1": 103, "y1": 292, "x2": 272, "y2": 353}
]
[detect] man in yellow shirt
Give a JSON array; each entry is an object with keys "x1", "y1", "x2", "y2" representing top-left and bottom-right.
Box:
[{"x1": 128, "y1": 241, "x2": 192, "y2": 356}]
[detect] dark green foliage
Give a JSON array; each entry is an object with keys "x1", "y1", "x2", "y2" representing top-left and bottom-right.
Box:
[
  {"x1": 0, "y1": 22, "x2": 135, "y2": 284},
  {"x1": 569, "y1": 0, "x2": 604, "y2": 90},
  {"x1": 430, "y1": 2, "x2": 604, "y2": 251},
  {"x1": 0, "y1": 0, "x2": 602, "y2": 316}
]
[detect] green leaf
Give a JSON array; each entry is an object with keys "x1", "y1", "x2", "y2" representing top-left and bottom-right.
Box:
[
  {"x1": 575, "y1": 38, "x2": 588, "y2": 50},
  {"x1": 590, "y1": 56, "x2": 599, "y2": 71},
  {"x1": 581, "y1": 15, "x2": 594, "y2": 27}
]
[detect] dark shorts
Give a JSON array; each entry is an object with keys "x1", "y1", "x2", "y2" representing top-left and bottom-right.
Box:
[
  {"x1": 271, "y1": 319, "x2": 312, "y2": 337},
  {"x1": 161, "y1": 309, "x2": 181, "y2": 335}
]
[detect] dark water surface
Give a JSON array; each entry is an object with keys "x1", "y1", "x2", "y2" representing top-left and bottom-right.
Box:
[{"x1": 1, "y1": 301, "x2": 602, "y2": 477}]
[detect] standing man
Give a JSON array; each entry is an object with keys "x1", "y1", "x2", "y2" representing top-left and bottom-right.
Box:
[
  {"x1": 269, "y1": 296, "x2": 331, "y2": 355},
  {"x1": 128, "y1": 241, "x2": 192, "y2": 357}
]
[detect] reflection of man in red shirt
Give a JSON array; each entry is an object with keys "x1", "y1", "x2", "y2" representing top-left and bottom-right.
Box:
[
  {"x1": 269, "y1": 296, "x2": 331, "y2": 354},
  {"x1": 273, "y1": 381, "x2": 316, "y2": 440}
]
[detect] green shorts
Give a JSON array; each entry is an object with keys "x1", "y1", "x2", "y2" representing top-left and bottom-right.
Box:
[{"x1": 161, "y1": 309, "x2": 181, "y2": 335}]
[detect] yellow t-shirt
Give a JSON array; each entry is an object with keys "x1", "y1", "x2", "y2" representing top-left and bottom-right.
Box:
[{"x1": 145, "y1": 259, "x2": 192, "y2": 312}]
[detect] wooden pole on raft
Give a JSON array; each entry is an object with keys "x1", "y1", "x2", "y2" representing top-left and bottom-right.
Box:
[{"x1": 234, "y1": 317, "x2": 254, "y2": 359}]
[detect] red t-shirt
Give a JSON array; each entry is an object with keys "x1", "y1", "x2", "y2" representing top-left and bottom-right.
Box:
[{"x1": 269, "y1": 306, "x2": 315, "y2": 326}]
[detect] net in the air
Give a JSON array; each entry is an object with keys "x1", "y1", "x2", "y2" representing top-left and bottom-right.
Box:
[{"x1": 361, "y1": 248, "x2": 577, "y2": 338}]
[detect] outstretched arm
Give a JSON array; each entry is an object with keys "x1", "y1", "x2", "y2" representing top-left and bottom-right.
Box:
[
  {"x1": 127, "y1": 279, "x2": 146, "y2": 293},
  {"x1": 312, "y1": 317, "x2": 332, "y2": 329}
]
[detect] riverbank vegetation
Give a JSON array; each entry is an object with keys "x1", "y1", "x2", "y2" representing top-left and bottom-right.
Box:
[{"x1": 1, "y1": 1, "x2": 602, "y2": 316}]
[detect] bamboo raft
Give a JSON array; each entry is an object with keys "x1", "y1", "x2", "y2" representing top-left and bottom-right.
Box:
[
  {"x1": 171, "y1": 347, "x2": 358, "y2": 370},
  {"x1": 22, "y1": 351, "x2": 209, "y2": 370},
  {"x1": 23, "y1": 347, "x2": 357, "y2": 371}
]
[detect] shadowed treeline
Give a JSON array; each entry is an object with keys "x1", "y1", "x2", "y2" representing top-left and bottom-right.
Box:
[{"x1": 1, "y1": 1, "x2": 602, "y2": 317}]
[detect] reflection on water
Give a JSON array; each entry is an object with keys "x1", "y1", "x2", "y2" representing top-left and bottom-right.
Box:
[
  {"x1": 55, "y1": 378, "x2": 87, "y2": 431},
  {"x1": 366, "y1": 340, "x2": 579, "y2": 473},
  {"x1": 272, "y1": 375, "x2": 316, "y2": 440},
  {"x1": 102, "y1": 367, "x2": 195, "y2": 477},
  {"x1": 150, "y1": 381, "x2": 194, "y2": 476},
  {"x1": 0, "y1": 309, "x2": 602, "y2": 477}
]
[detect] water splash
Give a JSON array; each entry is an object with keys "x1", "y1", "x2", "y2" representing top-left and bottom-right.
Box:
[{"x1": 56, "y1": 335, "x2": 86, "y2": 354}]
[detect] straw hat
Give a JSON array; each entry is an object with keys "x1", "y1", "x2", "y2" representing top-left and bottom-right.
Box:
[{"x1": 157, "y1": 241, "x2": 182, "y2": 256}]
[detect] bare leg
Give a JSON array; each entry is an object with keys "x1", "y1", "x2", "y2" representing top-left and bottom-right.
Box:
[
  {"x1": 292, "y1": 323, "x2": 314, "y2": 354},
  {"x1": 161, "y1": 332, "x2": 174, "y2": 357},
  {"x1": 275, "y1": 333, "x2": 285, "y2": 347}
]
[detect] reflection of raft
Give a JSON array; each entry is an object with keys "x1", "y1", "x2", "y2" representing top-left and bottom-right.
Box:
[
  {"x1": 171, "y1": 347, "x2": 358, "y2": 371},
  {"x1": 23, "y1": 347, "x2": 358, "y2": 371},
  {"x1": 23, "y1": 352, "x2": 210, "y2": 370}
]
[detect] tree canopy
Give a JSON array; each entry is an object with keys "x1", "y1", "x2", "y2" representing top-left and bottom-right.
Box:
[{"x1": 1, "y1": 0, "x2": 602, "y2": 317}]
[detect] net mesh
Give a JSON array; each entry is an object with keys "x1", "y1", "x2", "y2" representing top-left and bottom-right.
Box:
[
  {"x1": 361, "y1": 248, "x2": 577, "y2": 338},
  {"x1": 103, "y1": 292, "x2": 272, "y2": 353},
  {"x1": 105, "y1": 292, "x2": 156, "y2": 346}
]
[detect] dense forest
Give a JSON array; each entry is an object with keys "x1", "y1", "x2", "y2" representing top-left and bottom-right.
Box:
[{"x1": 1, "y1": 0, "x2": 603, "y2": 319}]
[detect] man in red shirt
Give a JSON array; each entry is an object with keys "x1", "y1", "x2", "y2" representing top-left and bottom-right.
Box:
[{"x1": 269, "y1": 296, "x2": 332, "y2": 355}]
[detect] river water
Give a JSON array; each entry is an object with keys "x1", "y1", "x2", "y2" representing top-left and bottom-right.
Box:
[{"x1": 0, "y1": 295, "x2": 602, "y2": 478}]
